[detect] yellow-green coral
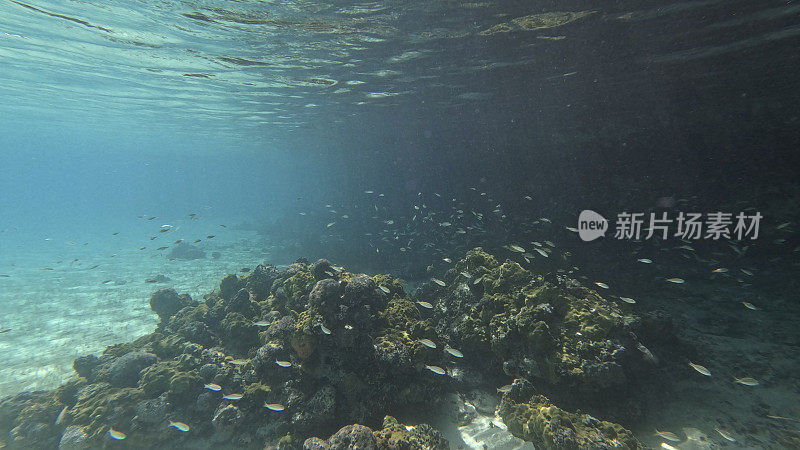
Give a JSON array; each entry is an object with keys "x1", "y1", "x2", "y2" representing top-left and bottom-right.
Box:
[{"x1": 500, "y1": 394, "x2": 642, "y2": 450}]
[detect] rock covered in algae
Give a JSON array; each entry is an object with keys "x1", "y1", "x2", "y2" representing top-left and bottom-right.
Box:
[
  {"x1": 498, "y1": 381, "x2": 642, "y2": 450},
  {"x1": 303, "y1": 416, "x2": 448, "y2": 450},
  {"x1": 432, "y1": 249, "x2": 650, "y2": 394},
  {"x1": 0, "y1": 251, "x2": 662, "y2": 448}
]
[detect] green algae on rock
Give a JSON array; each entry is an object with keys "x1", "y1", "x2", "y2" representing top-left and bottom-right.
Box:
[{"x1": 499, "y1": 381, "x2": 642, "y2": 450}]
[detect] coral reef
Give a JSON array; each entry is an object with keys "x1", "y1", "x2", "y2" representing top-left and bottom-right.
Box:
[
  {"x1": 498, "y1": 380, "x2": 642, "y2": 449},
  {"x1": 0, "y1": 250, "x2": 669, "y2": 448},
  {"x1": 303, "y1": 416, "x2": 448, "y2": 450}
]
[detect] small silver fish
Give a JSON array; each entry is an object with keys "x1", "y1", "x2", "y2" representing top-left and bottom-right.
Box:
[
  {"x1": 637, "y1": 258, "x2": 652, "y2": 263},
  {"x1": 204, "y1": 383, "x2": 222, "y2": 391},
  {"x1": 418, "y1": 338, "x2": 436, "y2": 348},
  {"x1": 319, "y1": 324, "x2": 332, "y2": 335},
  {"x1": 666, "y1": 278, "x2": 685, "y2": 284},
  {"x1": 425, "y1": 365, "x2": 446, "y2": 375},
  {"x1": 275, "y1": 360, "x2": 292, "y2": 367},
  {"x1": 654, "y1": 429, "x2": 680, "y2": 442},
  {"x1": 432, "y1": 278, "x2": 446, "y2": 287},
  {"x1": 509, "y1": 245, "x2": 525, "y2": 253},
  {"x1": 444, "y1": 345, "x2": 463, "y2": 358},
  {"x1": 595, "y1": 282, "x2": 609, "y2": 289},
  {"x1": 535, "y1": 248, "x2": 548, "y2": 257},
  {"x1": 733, "y1": 377, "x2": 759, "y2": 386},
  {"x1": 741, "y1": 301, "x2": 759, "y2": 310},
  {"x1": 253, "y1": 320, "x2": 270, "y2": 327},
  {"x1": 688, "y1": 361, "x2": 711, "y2": 376},
  {"x1": 416, "y1": 301, "x2": 433, "y2": 309},
  {"x1": 496, "y1": 384, "x2": 512, "y2": 393},
  {"x1": 264, "y1": 403, "x2": 285, "y2": 411},
  {"x1": 442, "y1": 258, "x2": 452, "y2": 263},
  {"x1": 378, "y1": 286, "x2": 390, "y2": 294},
  {"x1": 619, "y1": 296, "x2": 636, "y2": 304},
  {"x1": 715, "y1": 428, "x2": 736, "y2": 442},
  {"x1": 169, "y1": 421, "x2": 190, "y2": 432},
  {"x1": 222, "y1": 393, "x2": 243, "y2": 400},
  {"x1": 472, "y1": 277, "x2": 483, "y2": 285},
  {"x1": 460, "y1": 271, "x2": 472, "y2": 279},
  {"x1": 108, "y1": 428, "x2": 126, "y2": 440}
]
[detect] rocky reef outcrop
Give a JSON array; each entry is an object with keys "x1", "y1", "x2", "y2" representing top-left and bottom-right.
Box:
[{"x1": 0, "y1": 250, "x2": 671, "y2": 448}]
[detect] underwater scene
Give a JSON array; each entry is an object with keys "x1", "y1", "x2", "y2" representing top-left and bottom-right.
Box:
[{"x1": 1, "y1": 0, "x2": 799, "y2": 449}]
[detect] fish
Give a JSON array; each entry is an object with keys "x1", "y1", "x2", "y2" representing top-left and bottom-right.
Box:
[
  {"x1": 654, "y1": 430, "x2": 680, "y2": 442},
  {"x1": 444, "y1": 346, "x2": 463, "y2": 358},
  {"x1": 418, "y1": 338, "x2": 436, "y2": 348},
  {"x1": 0, "y1": 329, "x2": 11, "y2": 334},
  {"x1": 416, "y1": 301, "x2": 433, "y2": 309},
  {"x1": 264, "y1": 403, "x2": 285, "y2": 411},
  {"x1": 253, "y1": 320, "x2": 270, "y2": 327},
  {"x1": 497, "y1": 384, "x2": 512, "y2": 393},
  {"x1": 688, "y1": 361, "x2": 711, "y2": 376},
  {"x1": 565, "y1": 226, "x2": 579, "y2": 233},
  {"x1": 460, "y1": 271, "x2": 472, "y2": 279},
  {"x1": 776, "y1": 221, "x2": 791, "y2": 229},
  {"x1": 168, "y1": 421, "x2": 190, "y2": 432},
  {"x1": 139, "y1": 246, "x2": 146, "y2": 250},
  {"x1": 660, "y1": 443, "x2": 678, "y2": 450},
  {"x1": 595, "y1": 282, "x2": 609, "y2": 289},
  {"x1": 108, "y1": 428, "x2": 127, "y2": 440},
  {"x1": 425, "y1": 365, "x2": 446, "y2": 375},
  {"x1": 535, "y1": 248, "x2": 549, "y2": 257},
  {"x1": 666, "y1": 278, "x2": 685, "y2": 284},
  {"x1": 275, "y1": 360, "x2": 292, "y2": 367},
  {"x1": 206, "y1": 235, "x2": 215, "y2": 239},
  {"x1": 204, "y1": 383, "x2": 222, "y2": 391},
  {"x1": 55, "y1": 405, "x2": 69, "y2": 425},
  {"x1": 509, "y1": 245, "x2": 525, "y2": 253},
  {"x1": 733, "y1": 377, "x2": 759, "y2": 386},
  {"x1": 228, "y1": 359, "x2": 248, "y2": 365},
  {"x1": 364, "y1": 190, "x2": 374, "y2": 194},
  {"x1": 112, "y1": 232, "x2": 119, "y2": 235},
  {"x1": 741, "y1": 301, "x2": 759, "y2": 310},
  {"x1": 324, "y1": 271, "x2": 335, "y2": 276},
  {"x1": 319, "y1": 324, "x2": 332, "y2": 335},
  {"x1": 442, "y1": 258, "x2": 452, "y2": 263},
  {"x1": 156, "y1": 246, "x2": 168, "y2": 251},
  {"x1": 174, "y1": 240, "x2": 183, "y2": 244},
  {"x1": 712, "y1": 268, "x2": 729, "y2": 273},
  {"x1": 472, "y1": 277, "x2": 483, "y2": 285},
  {"x1": 0, "y1": 274, "x2": 10, "y2": 277},
  {"x1": 432, "y1": 278, "x2": 446, "y2": 287},
  {"x1": 715, "y1": 428, "x2": 736, "y2": 442},
  {"x1": 619, "y1": 297, "x2": 636, "y2": 304},
  {"x1": 637, "y1": 258, "x2": 652, "y2": 263},
  {"x1": 740, "y1": 268, "x2": 753, "y2": 276},
  {"x1": 524, "y1": 195, "x2": 532, "y2": 200},
  {"x1": 193, "y1": 239, "x2": 201, "y2": 243},
  {"x1": 326, "y1": 222, "x2": 335, "y2": 227},
  {"x1": 222, "y1": 393, "x2": 243, "y2": 401},
  {"x1": 378, "y1": 286, "x2": 390, "y2": 294}
]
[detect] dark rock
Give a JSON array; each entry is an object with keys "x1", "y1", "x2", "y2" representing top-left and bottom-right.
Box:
[
  {"x1": 309, "y1": 278, "x2": 343, "y2": 312},
  {"x1": 167, "y1": 243, "x2": 205, "y2": 260},
  {"x1": 310, "y1": 258, "x2": 334, "y2": 280},
  {"x1": 328, "y1": 424, "x2": 377, "y2": 450},
  {"x1": 145, "y1": 274, "x2": 171, "y2": 284},
  {"x1": 178, "y1": 321, "x2": 214, "y2": 347},
  {"x1": 72, "y1": 355, "x2": 99, "y2": 380},
  {"x1": 134, "y1": 394, "x2": 168, "y2": 424},
  {"x1": 108, "y1": 351, "x2": 158, "y2": 387},
  {"x1": 149, "y1": 288, "x2": 192, "y2": 322},
  {"x1": 212, "y1": 404, "x2": 243, "y2": 431},
  {"x1": 58, "y1": 425, "x2": 88, "y2": 449},
  {"x1": 303, "y1": 437, "x2": 330, "y2": 450}
]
